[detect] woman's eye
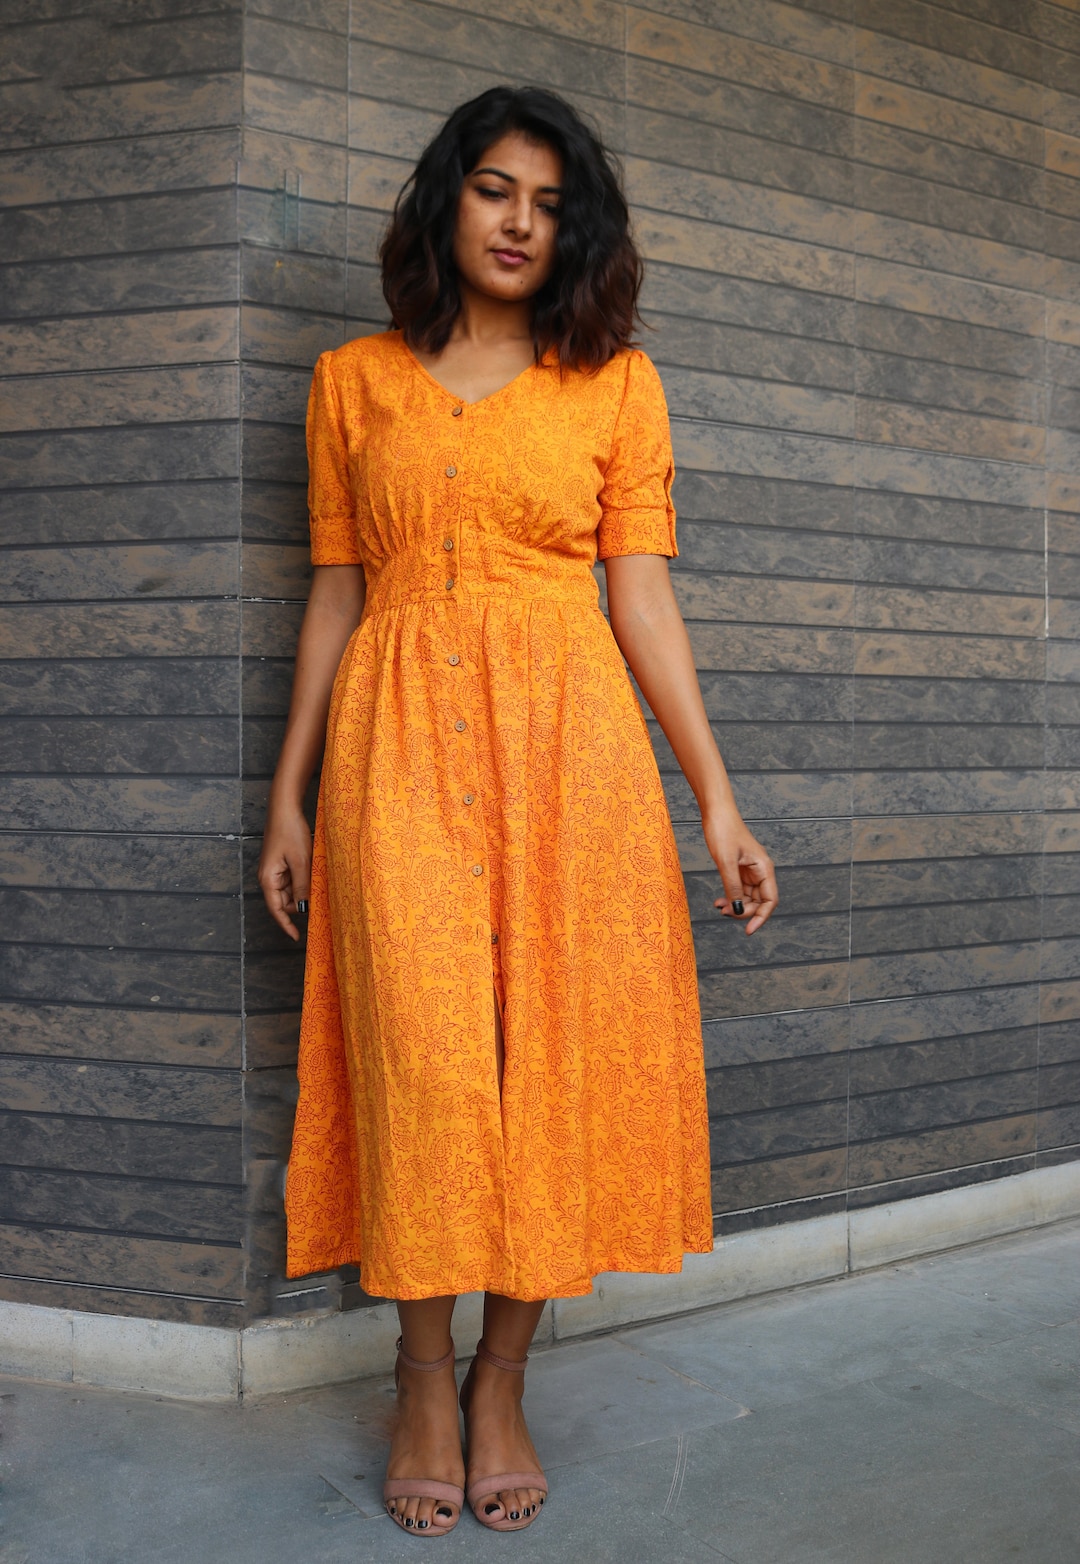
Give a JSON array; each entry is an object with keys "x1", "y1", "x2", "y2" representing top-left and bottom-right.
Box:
[
  {"x1": 540, "y1": 204, "x2": 560, "y2": 217},
  {"x1": 477, "y1": 186, "x2": 505, "y2": 200}
]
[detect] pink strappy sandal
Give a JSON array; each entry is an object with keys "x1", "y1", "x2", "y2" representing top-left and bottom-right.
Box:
[
  {"x1": 459, "y1": 1340, "x2": 548, "y2": 1532},
  {"x1": 382, "y1": 1337, "x2": 464, "y2": 1537}
]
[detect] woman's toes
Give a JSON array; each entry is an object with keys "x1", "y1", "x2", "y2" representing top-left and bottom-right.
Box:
[
  {"x1": 390, "y1": 1493, "x2": 459, "y2": 1532},
  {"x1": 415, "y1": 1498, "x2": 439, "y2": 1531}
]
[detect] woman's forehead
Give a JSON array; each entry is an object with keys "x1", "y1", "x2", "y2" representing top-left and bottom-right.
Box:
[{"x1": 469, "y1": 132, "x2": 562, "y2": 184}]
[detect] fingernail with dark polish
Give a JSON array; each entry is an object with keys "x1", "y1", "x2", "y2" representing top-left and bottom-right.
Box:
[
  {"x1": 732, "y1": 900, "x2": 744, "y2": 915},
  {"x1": 296, "y1": 899, "x2": 309, "y2": 914}
]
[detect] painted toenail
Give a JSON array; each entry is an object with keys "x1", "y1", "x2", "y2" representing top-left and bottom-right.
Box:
[
  {"x1": 436, "y1": 1507, "x2": 452, "y2": 1517},
  {"x1": 405, "y1": 1518, "x2": 414, "y2": 1527},
  {"x1": 485, "y1": 1503, "x2": 500, "y2": 1515},
  {"x1": 418, "y1": 1520, "x2": 429, "y2": 1529},
  {"x1": 510, "y1": 1510, "x2": 520, "y2": 1519}
]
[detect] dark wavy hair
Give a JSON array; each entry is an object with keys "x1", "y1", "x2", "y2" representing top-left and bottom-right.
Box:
[{"x1": 379, "y1": 87, "x2": 643, "y2": 371}]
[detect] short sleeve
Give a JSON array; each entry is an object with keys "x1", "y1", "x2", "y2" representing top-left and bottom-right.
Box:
[
  {"x1": 596, "y1": 350, "x2": 678, "y2": 560},
  {"x1": 306, "y1": 350, "x2": 361, "y2": 565}
]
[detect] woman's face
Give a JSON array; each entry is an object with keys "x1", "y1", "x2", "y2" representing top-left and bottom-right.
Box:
[{"x1": 453, "y1": 132, "x2": 563, "y2": 305}]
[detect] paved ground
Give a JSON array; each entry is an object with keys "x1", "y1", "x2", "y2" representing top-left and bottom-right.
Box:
[{"x1": 2, "y1": 1218, "x2": 1078, "y2": 1563}]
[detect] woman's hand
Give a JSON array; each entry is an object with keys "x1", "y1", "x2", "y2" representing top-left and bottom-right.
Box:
[
  {"x1": 258, "y1": 801, "x2": 313, "y2": 942},
  {"x1": 703, "y1": 807, "x2": 778, "y2": 935},
  {"x1": 255, "y1": 562, "x2": 366, "y2": 942},
  {"x1": 604, "y1": 557, "x2": 779, "y2": 935}
]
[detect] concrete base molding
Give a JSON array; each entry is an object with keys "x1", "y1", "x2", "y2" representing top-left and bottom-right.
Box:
[{"x1": 5, "y1": 1162, "x2": 1079, "y2": 1400}]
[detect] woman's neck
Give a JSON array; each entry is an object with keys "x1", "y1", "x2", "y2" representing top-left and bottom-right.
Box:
[{"x1": 451, "y1": 282, "x2": 533, "y2": 349}]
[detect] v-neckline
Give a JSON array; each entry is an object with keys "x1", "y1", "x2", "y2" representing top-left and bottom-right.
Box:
[{"x1": 401, "y1": 336, "x2": 539, "y2": 409}]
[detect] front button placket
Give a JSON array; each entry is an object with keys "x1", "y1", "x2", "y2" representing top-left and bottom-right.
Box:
[
  {"x1": 448, "y1": 677, "x2": 493, "y2": 940},
  {"x1": 438, "y1": 398, "x2": 463, "y2": 594},
  {"x1": 439, "y1": 394, "x2": 492, "y2": 950}
]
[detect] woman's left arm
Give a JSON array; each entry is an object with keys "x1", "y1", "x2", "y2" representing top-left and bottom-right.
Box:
[{"x1": 605, "y1": 553, "x2": 778, "y2": 934}]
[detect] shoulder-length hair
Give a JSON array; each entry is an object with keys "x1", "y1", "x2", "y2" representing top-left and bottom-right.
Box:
[{"x1": 379, "y1": 86, "x2": 643, "y2": 372}]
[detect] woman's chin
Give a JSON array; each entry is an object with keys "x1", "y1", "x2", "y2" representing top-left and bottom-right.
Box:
[{"x1": 466, "y1": 271, "x2": 539, "y2": 303}]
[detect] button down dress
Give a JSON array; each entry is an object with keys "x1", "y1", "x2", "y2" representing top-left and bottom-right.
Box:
[{"x1": 285, "y1": 330, "x2": 712, "y2": 1300}]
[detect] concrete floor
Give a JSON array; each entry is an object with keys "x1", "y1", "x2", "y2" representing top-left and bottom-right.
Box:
[{"x1": 2, "y1": 1218, "x2": 1078, "y2": 1564}]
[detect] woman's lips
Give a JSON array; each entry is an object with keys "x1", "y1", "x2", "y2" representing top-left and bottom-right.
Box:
[{"x1": 492, "y1": 249, "x2": 529, "y2": 266}]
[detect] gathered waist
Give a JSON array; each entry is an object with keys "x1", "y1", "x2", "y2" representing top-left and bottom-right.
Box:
[{"x1": 360, "y1": 554, "x2": 603, "y2": 621}]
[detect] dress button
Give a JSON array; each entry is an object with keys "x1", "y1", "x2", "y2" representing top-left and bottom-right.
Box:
[
  {"x1": 472, "y1": 863, "x2": 484, "y2": 876},
  {"x1": 443, "y1": 537, "x2": 454, "y2": 551},
  {"x1": 448, "y1": 654, "x2": 460, "y2": 666},
  {"x1": 445, "y1": 576, "x2": 455, "y2": 590},
  {"x1": 463, "y1": 793, "x2": 475, "y2": 805},
  {"x1": 491, "y1": 931, "x2": 499, "y2": 945},
  {"x1": 452, "y1": 406, "x2": 463, "y2": 417},
  {"x1": 445, "y1": 465, "x2": 457, "y2": 477},
  {"x1": 454, "y1": 719, "x2": 466, "y2": 732}
]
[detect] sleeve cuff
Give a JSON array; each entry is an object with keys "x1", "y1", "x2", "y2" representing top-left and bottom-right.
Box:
[{"x1": 596, "y1": 510, "x2": 678, "y2": 560}]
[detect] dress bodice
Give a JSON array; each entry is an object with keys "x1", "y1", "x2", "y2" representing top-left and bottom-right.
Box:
[{"x1": 305, "y1": 331, "x2": 679, "y2": 619}]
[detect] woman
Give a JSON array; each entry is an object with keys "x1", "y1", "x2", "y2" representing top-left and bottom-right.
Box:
[{"x1": 258, "y1": 86, "x2": 777, "y2": 1538}]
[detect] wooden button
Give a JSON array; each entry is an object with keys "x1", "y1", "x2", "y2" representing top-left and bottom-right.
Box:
[
  {"x1": 445, "y1": 465, "x2": 457, "y2": 477},
  {"x1": 472, "y1": 864, "x2": 484, "y2": 876},
  {"x1": 452, "y1": 406, "x2": 463, "y2": 416},
  {"x1": 445, "y1": 577, "x2": 455, "y2": 590},
  {"x1": 463, "y1": 793, "x2": 475, "y2": 805},
  {"x1": 443, "y1": 537, "x2": 454, "y2": 551},
  {"x1": 448, "y1": 654, "x2": 460, "y2": 666},
  {"x1": 454, "y1": 719, "x2": 466, "y2": 732}
]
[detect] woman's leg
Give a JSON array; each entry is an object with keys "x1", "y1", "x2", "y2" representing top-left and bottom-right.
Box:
[
  {"x1": 386, "y1": 1295, "x2": 465, "y2": 1531},
  {"x1": 458, "y1": 989, "x2": 547, "y2": 1522},
  {"x1": 463, "y1": 1292, "x2": 548, "y2": 1523}
]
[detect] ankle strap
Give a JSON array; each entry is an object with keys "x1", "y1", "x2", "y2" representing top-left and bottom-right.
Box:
[
  {"x1": 395, "y1": 1336, "x2": 455, "y2": 1373},
  {"x1": 475, "y1": 1339, "x2": 528, "y2": 1374}
]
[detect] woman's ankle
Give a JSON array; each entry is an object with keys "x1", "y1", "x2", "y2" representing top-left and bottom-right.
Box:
[{"x1": 397, "y1": 1334, "x2": 454, "y2": 1371}]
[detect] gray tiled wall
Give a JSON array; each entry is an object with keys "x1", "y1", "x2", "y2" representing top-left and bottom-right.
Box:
[{"x1": 1, "y1": 0, "x2": 1078, "y2": 1325}]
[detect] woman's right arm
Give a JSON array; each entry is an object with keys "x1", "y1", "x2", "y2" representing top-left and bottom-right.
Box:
[{"x1": 257, "y1": 562, "x2": 366, "y2": 940}]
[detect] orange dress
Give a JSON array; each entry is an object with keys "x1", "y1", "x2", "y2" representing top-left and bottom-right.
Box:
[{"x1": 285, "y1": 330, "x2": 712, "y2": 1299}]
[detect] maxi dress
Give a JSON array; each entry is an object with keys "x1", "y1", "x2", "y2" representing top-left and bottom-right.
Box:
[{"x1": 284, "y1": 329, "x2": 713, "y2": 1300}]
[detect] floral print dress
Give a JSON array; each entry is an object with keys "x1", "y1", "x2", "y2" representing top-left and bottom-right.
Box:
[{"x1": 285, "y1": 330, "x2": 712, "y2": 1300}]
